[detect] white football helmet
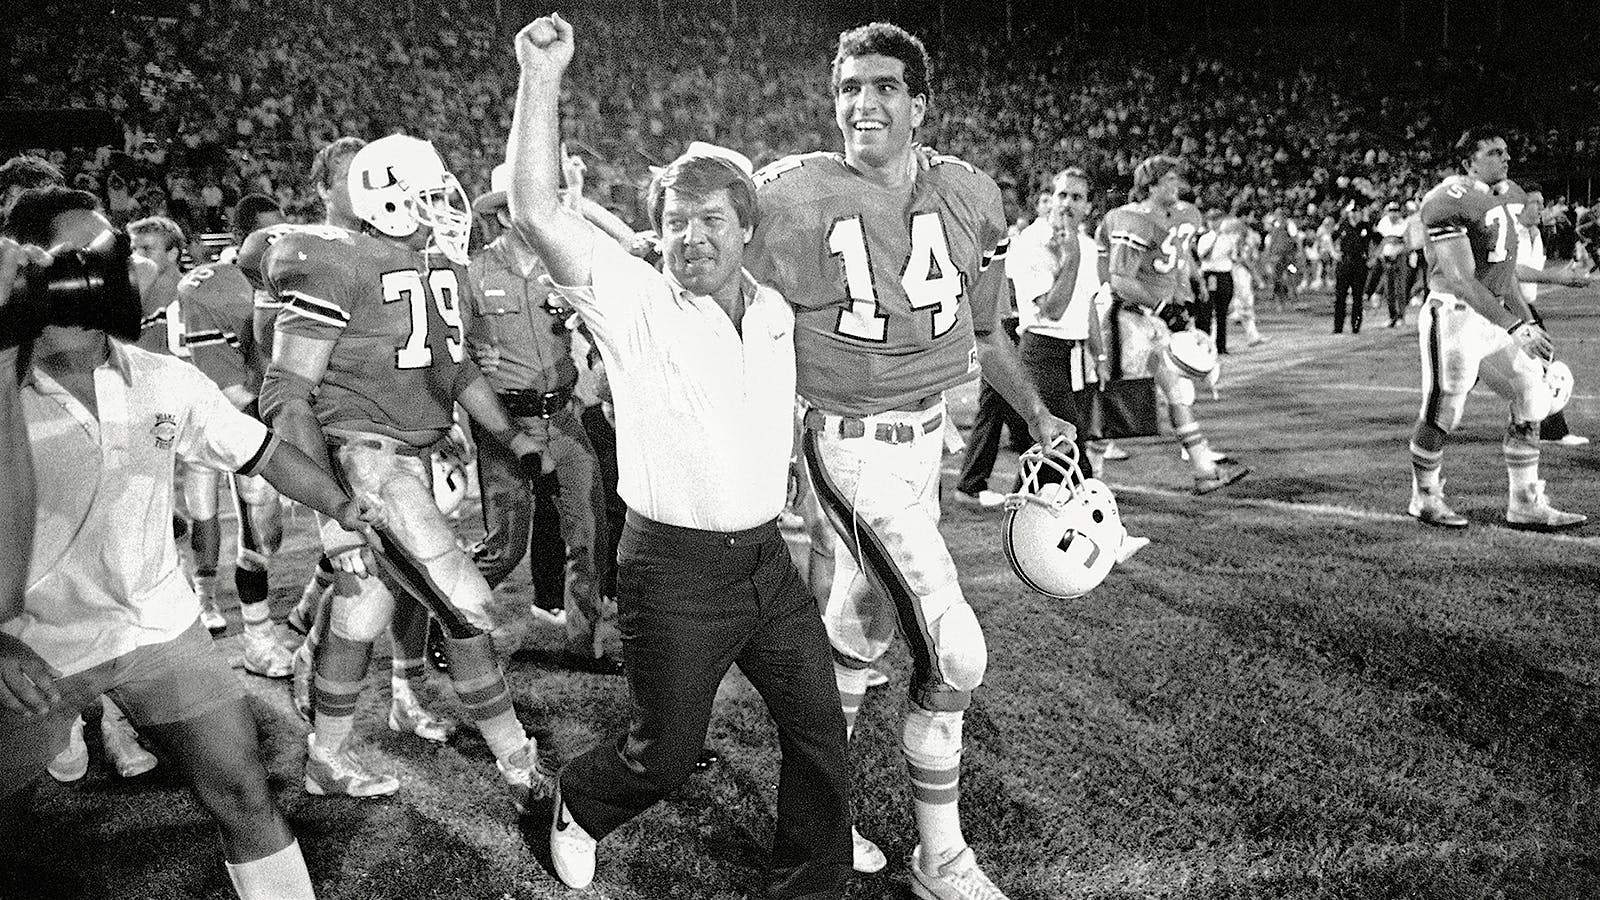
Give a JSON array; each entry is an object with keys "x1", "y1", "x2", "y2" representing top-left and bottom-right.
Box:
[
  {"x1": 347, "y1": 134, "x2": 472, "y2": 266},
  {"x1": 1546, "y1": 360, "x2": 1574, "y2": 416},
  {"x1": 1167, "y1": 328, "x2": 1219, "y2": 379},
  {"x1": 1002, "y1": 437, "x2": 1127, "y2": 600}
]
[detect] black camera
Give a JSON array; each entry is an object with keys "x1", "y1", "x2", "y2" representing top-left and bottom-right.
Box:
[{"x1": 1, "y1": 228, "x2": 141, "y2": 350}]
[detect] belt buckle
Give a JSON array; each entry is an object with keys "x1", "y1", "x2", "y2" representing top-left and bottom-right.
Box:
[
  {"x1": 839, "y1": 418, "x2": 866, "y2": 439},
  {"x1": 874, "y1": 422, "x2": 915, "y2": 444}
]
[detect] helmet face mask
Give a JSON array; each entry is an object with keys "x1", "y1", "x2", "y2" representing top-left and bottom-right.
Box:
[
  {"x1": 1002, "y1": 438, "x2": 1126, "y2": 600},
  {"x1": 348, "y1": 134, "x2": 473, "y2": 266}
]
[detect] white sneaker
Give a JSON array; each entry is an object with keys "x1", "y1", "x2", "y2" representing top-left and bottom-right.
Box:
[
  {"x1": 1408, "y1": 486, "x2": 1468, "y2": 528},
  {"x1": 48, "y1": 716, "x2": 88, "y2": 783},
  {"x1": 496, "y1": 737, "x2": 555, "y2": 815},
  {"x1": 910, "y1": 844, "x2": 1009, "y2": 900},
  {"x1": 1506, "y1": 480, "x2": 1587, "y2": 531},
  {"x1": 777, "y1": 509, "x2": 805, "y2": 530},
  {"x1": 1100, "y1": 442, "x2": 1130, "y2": 461},
  {"x1": 388, "y1": 693, "x2": 458, "y2": 744},
  {"x1": 865, "y1": 664, "x2": 890, "y2": 689},
  {"x1": 852, "y1": 827, "x2": 887, "y2": 874},
  {"x1": 242, "y1": 629, "x2": 294, "y2": 679},
  {"x1": 976, "y1": 490, "x2": 1007, "y2": 509},
  {"x1": 550, "y1": 779, "x2": 597, "y2": 888},
  {"x1": 1546, "y1": 434, "x2": 1591, "y2": 447},
  {"x1": 101, "y1": 710, "x2": 158, "y2": 777},
  {"x1": 199, "y1": 602, "x2": 228, "y2": 633},
  {"x1": 529, "y1": 605, "x2": 568, "y2": 630},
  {"x1": 304, "y1": 734, "x2": 399, "y2": 798}
]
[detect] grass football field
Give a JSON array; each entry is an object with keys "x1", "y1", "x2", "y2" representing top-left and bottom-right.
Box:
[{"x1": 7, "y1": 288, "x2": 1600, "y2": 899}]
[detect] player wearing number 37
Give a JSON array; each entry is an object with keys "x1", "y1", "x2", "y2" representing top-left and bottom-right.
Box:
[{"x1": 746, "y1": 21, "x2": 1073, "y2": 900}]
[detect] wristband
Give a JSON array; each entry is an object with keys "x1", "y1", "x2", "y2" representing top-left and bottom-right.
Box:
[{"x1": 1507, "y1": 320, "x2": 1526, "y2": 334}]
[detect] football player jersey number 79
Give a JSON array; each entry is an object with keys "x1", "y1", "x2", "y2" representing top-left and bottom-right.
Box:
[{"x1": 382, "y1": 268, "x2": 465, "y2": 369}]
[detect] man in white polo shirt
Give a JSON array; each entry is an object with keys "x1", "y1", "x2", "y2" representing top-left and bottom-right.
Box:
[
  {"x1": 507, "y1": 15, "x2": 851, "y2": 897},
  {"x1": 0, "y1": 186, "x2": 384, "y2": 900}
]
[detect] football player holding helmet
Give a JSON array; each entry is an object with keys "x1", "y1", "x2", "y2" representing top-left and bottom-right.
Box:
[{"x1": 1004, "y1": 437, "x2": 1146, "y2": 600}]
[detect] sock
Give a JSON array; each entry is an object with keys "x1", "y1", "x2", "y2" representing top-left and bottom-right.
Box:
[
  {"x1": 1175, "y1": 422, "x2": 1212, "y2": 476},
  {"x1": 1504, "y1": 425, "x2": 1540, "y2": 500},
  {"x1": 903, "y1": 707, "x2": 966, "y2": 867},
  {"x1": 225, "y1": 840, "x2": 315, "y2": 900},
  {"x1": 195, "y1": 567, "x2": 218, "y2": 607},
  {"x1": 311, "y1": 633, "x2": 373, "y2": 755},
  {"x1": 833, "y1": 658, "x2": 870, "y2": 740},
  {"x1": 236, "y1": 567, "x2": 273, "y2": 637},
  {"x1": 1410, "y1": 421, "x2": 1446, "y2": 492},
  {"x1": 443, "y1": 633, "x2": 526, "y2": 761}
]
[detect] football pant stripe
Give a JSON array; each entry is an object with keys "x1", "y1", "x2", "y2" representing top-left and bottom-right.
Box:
[
  {"x1": 802, "y1": 429, "x2": 951, "y2": 711},
  {"x1": 324, "y1": 455, "x2": 478, "y2": 639},
  {"x1": 1423, "y1": 301, "x2": 1444, "y2": 428}
]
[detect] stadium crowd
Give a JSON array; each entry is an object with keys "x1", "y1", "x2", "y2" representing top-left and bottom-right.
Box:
[{"x1": 11, "y1": 2, "x2": 1600, "y2": 241}]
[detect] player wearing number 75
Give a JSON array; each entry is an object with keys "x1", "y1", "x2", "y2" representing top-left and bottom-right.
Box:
[
  {"x1": 744, "y1": 22, "x2": 1072, "y2": 900},
  {"x1": 257, "y1": 134, "x2": 556, "y2": 811}
]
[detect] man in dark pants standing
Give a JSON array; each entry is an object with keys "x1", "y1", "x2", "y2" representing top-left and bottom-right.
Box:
[
  {"x1": 465, "y1": 164, "x2": 619, "y2": 670},
  {"x1": 953, "y1": 310, "x2": 1031, "y2": 507},
  {"x1": 508, "y1": 15, "x2": 852, "y2": 897},
  {"x1": 1332, "y1": 202, "x2": 1375, "y2": 334}
]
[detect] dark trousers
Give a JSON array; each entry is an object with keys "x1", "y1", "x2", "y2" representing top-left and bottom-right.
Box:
[
  {"x1": 1202, "y1": 270, "x2": 1233, "y2": 354},
  {"x1": 956, "y1": 316, "x2": 1030, "y2": 495},
  {"x1": 1378, "y1": 256, "x2": 1407, "y2": 324},
  {"x1": 470, "y1": 410, "x2": 610, "y2": 646},
  {"x1": 560, "y1": 511, "x2": 852, "y2": 899},
  {"x1": 1017, "y1": 331, "x2": 1094, "y2": 481},
  {"x1": 580, "y1": 403, "x2": 625, "y2": 600},
  {"x1": 1333, "y1": 264, "x2": 1366, "y2": 333}
]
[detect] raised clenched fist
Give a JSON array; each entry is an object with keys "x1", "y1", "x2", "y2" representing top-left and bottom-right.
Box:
[{"x1": 515, "y1": 13, "x2": 573, "y2": 77}]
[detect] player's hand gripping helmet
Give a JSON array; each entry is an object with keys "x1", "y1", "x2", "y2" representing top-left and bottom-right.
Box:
[
  {"x1": 1546, "y1": 359, "x2": 1574, "y2": 416},
  {"x1": 431, "y1": 423, "x2": 474, "y2": 518},
  {"x1": 1002, "y1": 437, "x2": 1126, "y2": 600},
  {"x1": 1167, "y1": 327, "x2": 1219, "y2": 379},
  {"x1": 348, "y1": 134, "x2": 473, "y2": 266}
]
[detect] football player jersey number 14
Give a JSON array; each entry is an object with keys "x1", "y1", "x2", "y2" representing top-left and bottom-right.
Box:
[
  {"x1": 829, "y1": 211, "x2": 961, "y2": 342},
  {"x1": 382, "y1": 268, "x2": 465, "y2": 369}
]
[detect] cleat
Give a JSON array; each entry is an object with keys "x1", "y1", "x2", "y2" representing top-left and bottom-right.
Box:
[
  {"x1": 199, "y1": 602, "x2": 228, "y2": 634},
  {"x1": 101, "y1": 711, "x2": 157, "y2": 778},
  {"x1": 290, "y1": 642, "x2": 314, "y2": 723},
  {"x1": 48, "y1": 716, "x2": 88, "y2": 783},
  {"x1": 910, "y1": 844, "x2": 1009, "y2": 900},
  {"x1": 497, "y1": 738, "x2": 555, "y2": 816},
  {"x1": 1194, "y1": 464, "x2": 1250, "y2": 495},
  {"x1": 304, "y1": 734, "x2": 398, "y2": 798},
  {"x1": 1408, "y1": 487, "x2": 1468, "y2": 528},
  {"x1": 549, "y1": 778, "x2": 597, "y2": 888},
  {"x1": 852, "y1": 827, "x2": 887, "y2": 874},
  {"x1": 1544, "y1": 434, "x2": 1590, "y2": 447},
  {"x1": 241, "y1": 630, "x2": 294, "y2": 679},
  {"x1": 865, "y1": 664, "x2": 890, "y2": 689},
  {"x1": 1100, "y1": 442, "x2": 1130, "y2": 461},
  {"x1": 1506, "y1": 480, "x2": 1587, "y2": 531},
  {"x1": 528, "y1": 605, "x2": 567, "y2": 631},
  {"x1": 1115, "y1": 534, "x2": 1151, "y2": 563},
  {"x1": 955, "y1": 489, "x2": 1007, "y2": 509},
  {"x1": 388, "y1": 693, "x2": 458, "y2": 744}
]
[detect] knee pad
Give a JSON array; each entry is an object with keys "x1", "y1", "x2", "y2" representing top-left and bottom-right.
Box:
[
  {"x1": 414, "y1": 548, "x2": 497, "y2": 634},
  {"x1": 328, "y1": 581, "x2": 395, "y2": 643},
  {"x1": 1512, "y1": 384, "x2": 1551, "y2": 425},
  {"x1": 901, "y1": 706, "x2": 964, "y2": 769},
  {"x1": 233, "y1": 473, "x2": 277, "y2": 508},
  {"x1": 1168, "y1": 375, "x2": 1197, "y2": 408},
  {"x1": 929, "y1": 602, "x2": 987, "y2": 693}
]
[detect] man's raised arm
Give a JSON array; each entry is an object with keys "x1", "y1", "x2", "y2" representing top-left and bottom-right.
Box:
[{"x1": 507, "y1": 14, "x2": 594, "y2": 288}]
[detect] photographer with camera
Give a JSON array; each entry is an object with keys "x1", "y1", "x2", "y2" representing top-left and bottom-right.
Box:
[{"x1": 0, "y1": 186, "x2": 388, "y2": 900}]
